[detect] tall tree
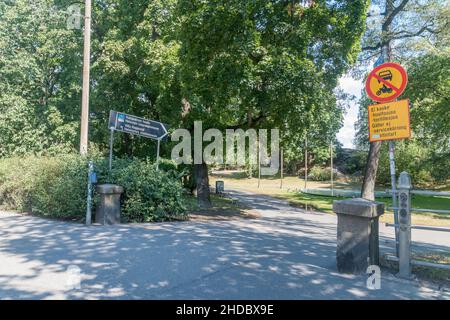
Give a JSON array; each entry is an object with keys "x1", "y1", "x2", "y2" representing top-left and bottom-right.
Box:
[
  {"x1": 0, "y1": 0, "x2": 83, "y2": 156},
  {"x1": 92, "y1": 0, "x2": 182, "y2": 156},
  {"x1": 358, "y1": 0, "x2": 448, "y2": 199},
  {"x1": 177, "y1": 0, "x2": 369, "y2": 205},
  {"x1": 0, "y1": 0, "x2": 370, "y2": 208}
]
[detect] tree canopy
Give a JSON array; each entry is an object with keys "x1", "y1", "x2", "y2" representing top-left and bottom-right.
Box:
[{"x1": 0, "y1": 0, "x2": 370, "y2": 160}]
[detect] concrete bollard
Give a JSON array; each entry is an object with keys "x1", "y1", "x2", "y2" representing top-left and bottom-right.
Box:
[
  {"x1": 333, "y1": 198, "x2": 385, "y2": 274},
  {"x1": 95, "y1": 184, "x2": 124, "y2": 225}
]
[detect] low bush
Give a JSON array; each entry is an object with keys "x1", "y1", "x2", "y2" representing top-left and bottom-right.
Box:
[
  {"x1": 108, "y1": 159, "x2": 187, "y2": 222},
  {"x1": 0, "y1": 155, "x2": 88, "y2": 218},
  {"x1": 0, "y1": 154, "x2": 187, "y2": 222},
  {"x1": 375, "y1": 141, "x2": 447, "y2": 187},
  {"x1": 308, "y1": 166, "x2": 337, "y2": 181}
]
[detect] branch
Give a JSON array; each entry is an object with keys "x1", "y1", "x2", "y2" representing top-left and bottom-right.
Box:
[
  {"x1": 391, "y1": 23, "x2": 436, "y2": 40},
  {"x1": 383, "y1": 0, "x2": 409, "y2": 30},
  {"x1": 362, "y1": 4, "x2": 438, "y2": 52},
  {"x1": 362, "y1": 43, "x2": 382, "y2": 51},
  {"x1": 359, "y1": 50, "x2": 382, "y2": 62},
  {"x1": 366, "y1": 12, "x2": 386, "y2": 18}
]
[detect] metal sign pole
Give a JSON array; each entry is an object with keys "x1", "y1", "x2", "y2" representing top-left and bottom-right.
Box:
[
  {"x1": 156, "y1": 139, "x2": 161, "y2": 171},
  {"x1": 330, "y1": 140, "x2": 334, "y2": 197},
  {"x1": 304, "y1": 137, "x2": 308, "y2": 191},
  {"x1": 85, "y1": 161, "x2": 93, "y2": 225},
  {"x1": 280, "y1": 148, "x2": 284, "y2": 189},
  {"x1": 109, "y1": 129, "x2": 114, "y2": 171},
  {"x1": 258, "y1": 140, "x2": 261, "y2": 189},
  {"x1": 389, "y1": 141, "x2": 400, "y2": 257},
  {"x1": 398, "y1": 171, "x2": 412, "y2": 278}
]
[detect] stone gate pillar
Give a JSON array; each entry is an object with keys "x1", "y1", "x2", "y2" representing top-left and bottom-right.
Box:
[{"x1": 333, "y1": 198, "x2": 385, "y2": 274}]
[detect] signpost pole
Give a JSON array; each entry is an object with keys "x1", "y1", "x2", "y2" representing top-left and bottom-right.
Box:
[
  {"x1": 280, "y1": 148, "x2": 284, "y2": 189},
  {"x1": 86, "y1": 161, "x2": 93, "y2": 225},
  {"x1": 304, "y1": 137, "x2": 308, "y2": 191},
  {"x1": 389, "y1": 141, "x2": 400, "y2": 257},
  {"x1": 258, "y1": 139, "x2": 261, "y2": 189},
  {"x1": 156, "y1": 139, "x2": 161, "y2": 171},
  {"x1": 109, "y1": 128, "x2": 114, "y2": 171},
  {"x1": 330, "y1": 140, "x2": 334, "y2": 197},
  {"x1": 397, "y1": 172, "x2": 412, "y2": 278},
  {"x1": 364, "y1": 40, "x2": 409, "y2": 259}
]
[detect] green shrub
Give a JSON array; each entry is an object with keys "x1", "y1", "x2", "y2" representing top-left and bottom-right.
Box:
[
  {"x1": 109, "y1": 159, "x2": 187, "y2": 222},
  {"x1": 308, "y1": 166, "x2": 337, "y2": 181},
  {"x1": 0, "y1": 157, "x2": 34, "y2": 211},
  {"x1": 375, "y1": 140, "x2": 444, "y2": 187},
  {"x1": 157, "y1": 158, "x2": 178, "y2": 173},
  {"x1": 335, "y1": 149, "x2": 368, "y2": 175},
  {"x1": 0, "y1": 154, "x2": 187, "y2": 222},
  {"x1": 32, "y1": 155, "x2": 89, "y2": 218},
  {"x1": 0, "y1": 155, "x2": 88, "y2": 218}
]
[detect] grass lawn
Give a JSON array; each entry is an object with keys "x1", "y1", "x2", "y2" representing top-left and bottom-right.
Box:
[
  {"x1": 210, "y1": 172, "x2": 450, "y2": 227},
  {"x1": 276, "y1": 192, "x2": 450, "y2": 227},
  {"x1": 412, "y1": 252, "x2": 450, "y2": 284},
  {"x1": 210, "y1": 170, "x2": 361, "y2": 194}
]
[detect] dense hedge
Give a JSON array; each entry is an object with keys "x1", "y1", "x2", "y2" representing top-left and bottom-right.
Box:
[{"x1": 0, "y1": 154, "x2": 188, "y2": 222}]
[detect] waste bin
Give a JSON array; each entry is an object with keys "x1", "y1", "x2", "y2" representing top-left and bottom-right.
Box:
[{"x1": 215, "y1": 181, "x2": 225, "y2": 194}]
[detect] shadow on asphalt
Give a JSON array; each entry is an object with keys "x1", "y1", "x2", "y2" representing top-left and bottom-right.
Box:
[{"x1": 0, "y1": 192, "x2": 449, "y2": 299}]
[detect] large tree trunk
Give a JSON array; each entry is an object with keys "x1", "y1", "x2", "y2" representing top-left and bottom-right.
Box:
[
  {"x1": 361, "y1": 141, "x2": 382, "y2": 200},
  {"x1": 361, "y1": 0, "x2": 395, "y2": 200},
  {"x1": 194, "y1": 163, "x2": 211, "y2": 208}
]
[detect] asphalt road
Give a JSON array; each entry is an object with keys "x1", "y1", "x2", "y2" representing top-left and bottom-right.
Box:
[{"x1": 0, "y1": 190, "x2": 449, "y2": 300}]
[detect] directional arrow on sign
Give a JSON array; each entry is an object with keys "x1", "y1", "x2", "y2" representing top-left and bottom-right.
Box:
[{"x1": 109, "y1": 111, "x2": 169, "y2": 141}]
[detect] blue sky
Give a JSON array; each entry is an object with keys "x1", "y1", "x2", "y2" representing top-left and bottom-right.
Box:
[{"x1": 336, "y1": 76, "x2": 363, "y2": 149}]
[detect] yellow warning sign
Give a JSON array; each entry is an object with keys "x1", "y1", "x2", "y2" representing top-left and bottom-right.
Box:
[{"x1": 368, "y1": 99, "x2": 411, "y2": 142}]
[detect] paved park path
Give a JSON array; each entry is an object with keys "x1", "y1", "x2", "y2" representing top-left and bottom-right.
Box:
[{"x1": 0, "y1": 190, "x2": 449, "y2": 300}]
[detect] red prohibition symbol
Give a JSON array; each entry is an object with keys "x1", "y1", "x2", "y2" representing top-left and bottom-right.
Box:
[{"x1": 365, "y1": 62, "x2": 408, "y2": 103}]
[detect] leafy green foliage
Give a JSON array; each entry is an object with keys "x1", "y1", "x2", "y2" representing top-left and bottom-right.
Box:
[
  {"x1": 0, "y1": 0, "x2": 82, "y2": 157},
  {"x1": 108, "y1": 159, "x2": 187, "y2": 222},
  {"x1": 334, "y1": 147, "x2": 368, "y2": 175},
  {"x1": 177, "y1": 0, "x2": 370, "y2": 145},
  {"x1": 0, "y1": 155, "x2": 188, "y2": 221},
  {"x1": 308, "y1": 166, "x2": 336, "y2": 182},
  {"x1": 376, "y1": 140, "x2": 449, "y2": 187},
  {"x1": 356, "y1": 0, "x2": 449, "y2": 76},
  {"x1": 0, "y1": 155, "x2": 88, "y2": 217},
  {"x1": 405, "y1": 54, "x2": 450, "y2": 149},
  {"x1": 0, "y1": 0, "x2": 370, "y2": 165}
]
